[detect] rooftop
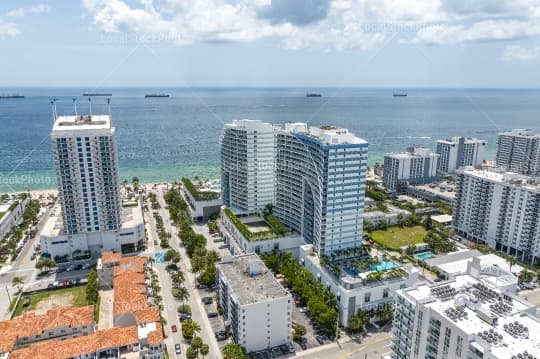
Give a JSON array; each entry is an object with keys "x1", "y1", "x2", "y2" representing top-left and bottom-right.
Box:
[
  {"x1": 41, "y1": 199, "x2": 143, "y2": 237},
  {"x1": 437, "y1": 136, "x2": 486, "y2": 144},
  {"x1": 499, "y1": 128, "x2": 540, "y2": 138},
  {"x1": 218, "y1": 254, "x2": 290, "y2": 305},
  {"x1": 0, "y1": 305, "x2": 94, "y2": 353},
  {"x1": 52, "y1": 115, "x2": 112, "y2": 132},
  {"x1": 457, "y1": 167, "x2": 540, "y2": 192},
  {"x1": 9, "y1": 325, "x2": 139, "y2": 359},
  {"x1": 282, "y1": 122, "x2": 367, "y2": 146},
  {"x1": 385, "y1": 146, "x2": 439, "y2": 159},
  {"x1": 101, "y1": 251, "x2": 122, "y2": 265},
  {"x1": 401, "y1": 274, "x2": 539, "y2": 358}
]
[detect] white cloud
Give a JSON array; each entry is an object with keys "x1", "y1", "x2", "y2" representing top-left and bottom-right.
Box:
[
  {"x1": 7, "y1": 4, "x2": 50, "y2": 18},
  {"x1": 81, "y1": 0, "x2": 540, "y2": 49},
  {"x1": 502, "y1": 44, "x2": 540, "y2": 61},
  {"x1": 0, "y1": 19, "x2": 20, "y2": 38}
]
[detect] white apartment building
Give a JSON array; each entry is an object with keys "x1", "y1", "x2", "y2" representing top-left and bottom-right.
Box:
[
  {"x1": 41, "y1": 114, "x2": 144, "y2": 262},
  {"x1": 299, "y1": 244, "x2": 419, "y2": 327},
  {"x1": 436, "y1": 136, "x2": 486, "y2": 174},
  {"x1": 0, "y1": 195, "x2": 30, "y2": 240},
  {"x1": 453, "y1": 168, "x2": 540, "y2": 264},
  {"x1": 220, "y1": 119, "x2": 275, "y2": 214},
  {"x1": 274, "y1": 123, "x2": 368, "y2": 257},
  {"x1": 51, "y1": 115, "x2": 121, "y2": 234},
  {"x1": 216, "y1": 254, "x2": 292, "y2": 353},
  {"x1": 390, "y1": 263, "x2": 538, "y2": 359},
  {"x1": 496, "y1": 129, "x2": 540, "y2": 176},
  {"x1": 383, "y1": 146, "x2": 439, "y2": 193}
]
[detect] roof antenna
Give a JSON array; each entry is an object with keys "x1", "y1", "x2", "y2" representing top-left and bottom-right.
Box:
[
  {"x1": 73, "y1": 98, "x2": 78, "y2": 116},
  {"x1": 88, "y1": 97, "x2": 92, "y2": 116},
  {"x1": 107, "y1": 97, "x2": 111, "y2": 118},
  {"x1": 50, "y1": 98, "x2": 58, "y2": 122}
]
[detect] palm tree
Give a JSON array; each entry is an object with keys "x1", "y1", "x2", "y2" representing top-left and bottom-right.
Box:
[
  {"x1": 376, "y1": 304, "x2": 394, "y2": 323},
  {"x1": 200, "y1": 343, "x2": 209, "y2": 358},
  {"x1": 12, "y1": 276, "x2": 24, "y2": 292},
  {"x1": 508, "y1": 256, "x2": 517, "y2": 274},
  {"x1": 171, "y1": 271, "x2": 185, "y2": 286},
  {"x1": 174, "y1": 286, "x2": 190, "y2": 305}
]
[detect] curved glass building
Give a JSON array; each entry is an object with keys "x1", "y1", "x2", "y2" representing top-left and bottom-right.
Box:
[{"x1": 275, "y1": 123, "x2": 368, "y2": 257}]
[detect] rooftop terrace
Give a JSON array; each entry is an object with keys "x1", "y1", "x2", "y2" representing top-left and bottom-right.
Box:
[{"x1": 218, "y1": 254, "x2": 290, "y2": 305}]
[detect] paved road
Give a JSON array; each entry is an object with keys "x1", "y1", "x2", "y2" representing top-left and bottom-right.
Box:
[
  {"x1": 298, "y1": 331, "x2": 392, "y2": 359},
  {"x1": 145, "y1": 184, "x2": 222, "y2": 359}
]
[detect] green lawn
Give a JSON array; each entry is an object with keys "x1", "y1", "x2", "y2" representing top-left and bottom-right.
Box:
[
  {"x1": 14, "y1": 284, "x2": 88, "y2": 317},
  {"x1": 371, "y1": 225, "x2": 427, "y2": 251}
]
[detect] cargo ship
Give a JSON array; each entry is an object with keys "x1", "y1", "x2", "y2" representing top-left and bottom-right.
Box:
[
  {"x1": 306, "y1": 93, "x2": 322, "y2": 97},
  {"x1": 82, "y1": 92, "x2": 112, "y2": 96},
  {"x1": 145, "y1": 94, "x2": 170, "y2": 98},
  {"x1": 0, "y1": 94, "x2": 24, "y2": 99},
  {"x1": 393, "y1": 93, "x2": 407, "y2": 97}
]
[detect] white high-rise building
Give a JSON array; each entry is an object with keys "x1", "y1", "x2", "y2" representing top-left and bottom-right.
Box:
[
  {"x1": 51, "y1": 115, "x2": 121, "y2": 234},
  {"x1": 453, "y1": 168, "x2": 540, "y2": 264},
  {"x1": 436, "y1": 136, "x2": 486, "y2": 174},
  {"x1": 383, "y1": 146, "x2": 439, "y2": 193},
  {"x1": 41, "y1": 114, "x2": 144, "y2": 261},
  {"x1": 216, "y1": 254, "x2": 292, "y2": 353},
  {"x1": 496, "y1": 129, "x2": 540, "y2": 175},
  {"x1": 274, "y1": 123, "x2": 368, "y2": 257},
  {"x1": 220, "y1": 119, "x2": 275, "y2": 214},
  {"x1": 390, "y1": 263, "x2": 538, "y2": 359}
]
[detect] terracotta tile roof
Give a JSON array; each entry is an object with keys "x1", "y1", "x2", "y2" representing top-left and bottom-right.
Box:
[
  {"x1": 134, "y1": 307, "x2": 160, "y2": 324},
  {"x1": 0, "y1": 305, "x2": 94, "y2": 353},
  {"x1": 9, "y1": 326, "x2": 139, "y2": 359},
  {"x1": 147, "y1": 321, "x2": 164, "y2": 345},
  {"x1": 101, "y1": 251, "x2": 122, "y2": 264}
]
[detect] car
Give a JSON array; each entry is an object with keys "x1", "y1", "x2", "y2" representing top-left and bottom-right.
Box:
[
  {"x1": 65, "y1": 265, "x2": 75, "y2": 272},
  {"x1": 202, "y1": 296, "x2": 213, "y2": 304},
  {"x1": 82, "y1": 263, "x2": 91, "y2": 270},
  {"x1": 207, "y1": 311, "x2": 218, "y2": 318},
  {"x1": 56, "y1": 267, "x2": 65, "y2": 273},
  {"x1": 299, "y1": 307, "x2": 309, "y2": 313},
  {"x1": 196, "y1": 284, "x2": 207, "y2": 290},
  {"x1": 75, "y1": 264, "x2": 83, "y2": 271},
  {"x1": 174, "y1": 344, "x2": 181, "y2": 354},
  {"x1": 315, "y1": 335, "x2": 325, "y2": 344},
  {"x1": 47, "y1": 283, "x2": 54, "y2": 289},
  {"x1": 30, "y1": 253, "x2": 36, "y2": 260},
  {"x1": 298, "y1": 341, "x2": 307, "y2": 350},
  {"x1": 215, "y1": 332, "x2": 227, "y2": 341},
  {"x1": 286, "y1": 343, "x2": 295, "y2": 354},
  {"x1": 178, "y1": 313, "x2": 191, "y2": 321},
  {"x1": 171, "y1": 324, "x2": 177, "y2": 333}
]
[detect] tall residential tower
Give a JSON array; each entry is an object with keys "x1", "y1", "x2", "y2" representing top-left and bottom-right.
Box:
[
  {"x1": 51, "y1": 115, "x2": 121, "y2": 234},
  {"x1": 220, "y1": 119, "x2": 275, "y2": 214},
  {"x1": 275, "y1": 123, "x2": 368, "y2": 257},
  {"x1": 496, "y1": 129, "x2": 540, "y2": 175},
  {"x1": 436, "y1": 136, "x2": 486, "y2": 174}
]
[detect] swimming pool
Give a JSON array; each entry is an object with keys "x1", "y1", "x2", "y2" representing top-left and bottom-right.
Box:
[
  {"x1": 155, "y1": 252, "x2": 166, "y2": 263},
  {"x1": 369, "y1": 260, "x2": 399, "y2": 271},
  {"x1": 414, "y1": 251, "x2": 434, "y2": 260}
]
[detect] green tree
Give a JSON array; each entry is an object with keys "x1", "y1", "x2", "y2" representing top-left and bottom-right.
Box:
[
  {"x1": 223, "y1": 343, "x2": 248, "y2": 359},
  {"x1": 86, "y1": 268, "x2": 99, "y2": 304},
  {"x1": 348, "y1": 310, "x2": 369, "y2": 333},
  {"x1": 376, "y1": 304, "x2": 394, "y2": 322},
  {"x1": 292, "y1": 324, "x2": 307, "y2": 341},
  {"x1": 181, "y1": 320, "x2": 201, "y2": 340},
  {"x1": 172, "y1": 287, "x2": 190, "y2": 304},
  {"x1": 507, "y1": 256, "x2": 517, "y2": 274},
  {"x1": 200, "y1": 343, "x2": 209, "y2": 358},
  {"x1": 186, "y1": 345, "x2": 198, "y2": 359},
  {"x1": 191, "y1": 336, "x2": 203, "y2": 349}
]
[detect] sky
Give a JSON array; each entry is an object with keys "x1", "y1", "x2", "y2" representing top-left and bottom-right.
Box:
[{"x1": 0, "y1": 0, "x2": 540, "y2": 87}]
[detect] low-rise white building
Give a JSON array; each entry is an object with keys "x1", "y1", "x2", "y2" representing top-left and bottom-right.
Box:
[
  {"x1": 390, "y1": 264, "x2": 538, "y2": 359},
  {"x1": 219, "y1": 208, "x2": 305, "y2": 256},
  {"x1": 180, "y1": 179, "x2": 222, "y2": 221},
  {"x1": 216, "y1": 254, "x2": 292, "y2": 353},
  {"x1": 299, "y1": 244, "x2": 419, "y2": 327},
  {"x1": 0, "y1": 196, "x2": 30, "y2": 240},
  {"x1": 40, "y1": 200, "x2": 145, "y2": 262}
]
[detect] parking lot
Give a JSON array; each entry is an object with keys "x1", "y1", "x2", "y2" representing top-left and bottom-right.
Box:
[
  {"x1": 195, "y1": 284, "x2": 230, "y2": 351},
  {"x1": 290, "y1": 290, "x2": 333, "y2": 352}
]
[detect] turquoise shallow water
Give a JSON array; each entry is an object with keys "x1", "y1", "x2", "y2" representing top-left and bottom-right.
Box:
[{"x1": 0, "y1": 87, "x2": 539, "y2": 192}]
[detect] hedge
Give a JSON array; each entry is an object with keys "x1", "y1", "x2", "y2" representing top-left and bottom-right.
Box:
[{"x1": 182, "y1": 178, "x2": 220, "y2": 201}]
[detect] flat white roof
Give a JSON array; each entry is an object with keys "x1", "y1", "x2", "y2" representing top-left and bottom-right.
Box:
[
  {"x1": 458, "y1": 168, "x2": 540, "y2": 192},
  {"x1": 403, "y1": 274, "x2": 539, "y2": 358},
  {"x1": 52, "y1": 115, "x2": 112, "y2": 132}
]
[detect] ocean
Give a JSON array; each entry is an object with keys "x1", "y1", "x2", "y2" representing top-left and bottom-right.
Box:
[{"x1": 1, "y1": 87, "x2": 540, "y2": 192}]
